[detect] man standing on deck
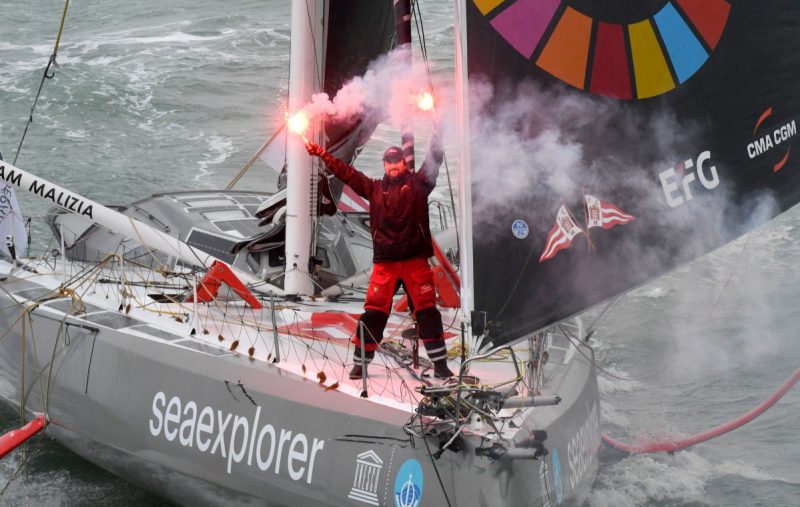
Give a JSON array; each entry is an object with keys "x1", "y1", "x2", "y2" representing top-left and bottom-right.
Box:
[{"x1": 305, "y1": 128, "x2": 454, "y2": 380}]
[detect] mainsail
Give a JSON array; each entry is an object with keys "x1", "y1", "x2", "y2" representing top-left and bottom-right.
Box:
[{"x1": 463, "y1": 0, "x2": 800, "y2": 345}]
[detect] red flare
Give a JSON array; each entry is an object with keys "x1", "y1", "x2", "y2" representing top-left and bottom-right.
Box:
[
  {"x1": 417, "y1": 90, "x2": 434, "y2": 111},
  {"x1": 287, "y1": 110, "x2": 309, "y2": 138}
]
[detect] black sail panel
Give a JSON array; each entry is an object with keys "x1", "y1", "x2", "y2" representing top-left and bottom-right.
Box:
[
  {"x1": 323, "y1": 0, "x2": 395, "y2": 163},
  {"x1": 466, "y1": 0, "x2": 800, "y2": 345},
  {"x1": 320, "y1": 1, "x2": 395, "y2": 209}
]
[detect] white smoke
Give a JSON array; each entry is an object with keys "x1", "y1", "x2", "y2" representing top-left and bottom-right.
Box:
[
  {"x1": 298, "y1": 48, "x2": 443, "y2": 128},
  {"x1": 465, "y1": 77, "x2": 782, "y2": 281}
]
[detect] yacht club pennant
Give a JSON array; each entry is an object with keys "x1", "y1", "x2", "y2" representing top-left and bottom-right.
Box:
[
  {"x1": 538, "y1": 205, "x2": 584, "y2": 263},
  {"x1": 337, "y1": 184, "x2": 370, "y2": 213},
  {"x1": 584, "y1": 194, "x2": 635, "y2": 230}
]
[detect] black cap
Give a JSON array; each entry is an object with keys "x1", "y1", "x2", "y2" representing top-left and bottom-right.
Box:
[{"x1": 382, "y1": 146, "x2": 404, "y2": 163}]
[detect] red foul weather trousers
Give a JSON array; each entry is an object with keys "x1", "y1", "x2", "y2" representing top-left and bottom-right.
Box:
[
  {"x1": 364, "y1": 257, "x2": 436, "y2": 314},
  {"x1": 351, "y1": 258, "x2": 448, "y2": 363}
]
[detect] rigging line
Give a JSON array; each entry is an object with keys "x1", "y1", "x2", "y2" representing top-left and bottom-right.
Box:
[
  {"x1": 418, "y1": 417, "x2": 453, "y2": 507},
  {"x1": 492, "y1": 236, "x2": 540, "y2": 321},
  {"x1": 13, "y1": 0, "x2": 71, "y2": 165},
  {"x1": 583, "y1": 295, "x2": 622, "y2": 341},
  {"x1": 0, "y1": 430, "x2": 47, "y2": 499},
  {"x1": 411, "y1": 1, "x2": 461, "y2": 261},
  {"x1": 23, "y1": 310, "x2": 48, "y2": 415},
  {"x1": 19, "y1": 310, "x2": 27, "y2": 424},
  {"x1": 709, "y1": 232, "x2": 751, "y2": 317},
  {"x1": 44, "y1": 319, "x2": 68, "y2": 416},
  {"x1": 309, "y1": 0, "x2": 324, "y2": 94},
  {"x1": 411, "y1": 1, "x2": 430, "y2": 75},
  {"x1": 225, "y1": 123, "x2": 287, "y2": 190},
  {"x1": 562, "y1": 328, "x2": 675, "y2": 382}
]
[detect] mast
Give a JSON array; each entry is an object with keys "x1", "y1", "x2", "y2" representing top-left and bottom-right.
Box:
[
  {"x1": 453, "y1": 0, "x2": 475, "y2": 321},
  {"x1": 284, "y1": 0, "x2": 325, "y2": 296}
]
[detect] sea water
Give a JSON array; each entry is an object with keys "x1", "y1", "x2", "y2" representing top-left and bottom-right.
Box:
[{"x1": 0, "y1": 1, "x2": 798, "y2": 505}]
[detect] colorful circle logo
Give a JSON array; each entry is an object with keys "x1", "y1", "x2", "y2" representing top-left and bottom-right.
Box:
[{"x1": 474, "y1": 0, "x2": 731, "y2": 99}]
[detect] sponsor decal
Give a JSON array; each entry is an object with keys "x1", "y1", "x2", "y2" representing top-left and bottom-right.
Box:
[
  {"x1": 511, "y1": 219, "x2": 529, "y2": 239},
  {"x1": 0, "y1": 164, "x2": 94, "y2": 218},
  {"x1": 0, "y1": 165, "x2": 22, "y2": 188},
  {"x1": 0, "y1": 184, "x2": 14, "y2": 222},
  {"x1": 148, "y1": 391, "x2": 325, "y2": 483},
  {"x1": 567, "y1": 402, "x2": 600, "y2": 491},
  {"x1": 393, "y1": 459, "x2": 423, "y2": 507},
  {"x1": 348, "y1": 449, "x2": 384, "y2": 506},
  {"x1": 659, "y1": 150, "x2": 720, "y2": 208},
  {"x1": 419, "y1": 281, "x2": 434, "y2": 295},
  {"x1": 747, "y1": 107, "x2": 796, "y2": 172},
  {"x1": 473, "y1": 0, "x2": 731, "y2": 99}
]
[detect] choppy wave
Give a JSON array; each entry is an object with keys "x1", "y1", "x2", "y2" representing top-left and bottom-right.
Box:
[
  {"x1": 194, "y1": 134, "x2": 235, "y2": 181},
  {"x1": 589, "y1": 451, "x2": 781, "y2": 507}
]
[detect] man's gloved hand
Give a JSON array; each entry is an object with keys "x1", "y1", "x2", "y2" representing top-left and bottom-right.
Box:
[{"x1": 305, "y1": 141, "x2": 325, "y2": 157}]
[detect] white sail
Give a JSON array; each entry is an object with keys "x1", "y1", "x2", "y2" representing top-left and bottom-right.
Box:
[{"x1": 0, "y1": 180, "x2": 27, "y2": 260}]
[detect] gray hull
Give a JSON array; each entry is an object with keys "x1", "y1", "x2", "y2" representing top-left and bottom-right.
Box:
[{"x1": 0, "y1": 274, "x2": 599, "y2": 506}]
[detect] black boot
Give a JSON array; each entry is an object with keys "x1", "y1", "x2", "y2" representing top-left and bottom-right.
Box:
[
  {"x1": 349, "y1": 364, "x2": 365, "y2": 380},
  {"x1": 350, "y1": 347, "x2": 374, "y2": 380},
  {"x1": 417, "y1": 307, "x2": 450, "y2": 378},
  {"x1": 433, "y1": 359, "x2": 454, "y2": 379}
]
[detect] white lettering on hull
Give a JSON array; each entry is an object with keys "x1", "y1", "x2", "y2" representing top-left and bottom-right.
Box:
[
  {"x1": 567, "y1": 401, "x2": 600, "y2": 491},
  {"x1": 148, "y1": 391, "x2": 325, "y2": 484}
]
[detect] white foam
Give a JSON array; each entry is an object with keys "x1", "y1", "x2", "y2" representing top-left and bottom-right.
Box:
[
  {"x1": 589, "y1": 450, "x2": 782, "y2": 507},
  {"x1": 65, "y1": 130, "x2": 89, "y2": 140},
  {"x1": 194, "y1": 135, "x2": 234, "y2": 182},
  {"x1": 634, "y1": 286, "x2": 668, "y2": 299},
  {"x1": 597, "y1": 366, "x2": 642, "y2": 395},
  {"x1": 70, "y1": 27, "x2": 229, "y2": 55},
  {"x1": 0, "y1": 42, "x2": 51, "y2": 55}
]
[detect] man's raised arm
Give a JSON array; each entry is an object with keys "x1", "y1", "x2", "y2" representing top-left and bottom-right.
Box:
[
  {"x1": 305, "y1": 142, "x2": 372, "y2": 200},
  {"x1": 418, "y1": 121, "x2": 444, "y2": 192}
]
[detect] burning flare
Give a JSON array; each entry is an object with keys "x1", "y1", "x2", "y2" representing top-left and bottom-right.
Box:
[
  {"x1": 417, "y1": 90, "x2": 434, "y2": 112},
  {"x1": 287, "y1": 110, "x2": 310, "y2": 141}
]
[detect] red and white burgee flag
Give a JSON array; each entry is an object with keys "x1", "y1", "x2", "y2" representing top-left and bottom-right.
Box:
[
  {"x1": 584, "y1": 194, "x2": 635, "y2": 230},
  {"x1": 337, "y1": 185, "x2": 370, "y2": 213},
  {"x1": 538, "y1": 205, "x2": 584, "y2": 263}
]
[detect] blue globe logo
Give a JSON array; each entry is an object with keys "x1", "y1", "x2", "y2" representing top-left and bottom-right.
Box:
[
  {"x1": 396, "y1": 477, "x2": 421, "y2": 507},
  {"x1": 394, "y1": 459, "x2": 424, "y2": 507}
]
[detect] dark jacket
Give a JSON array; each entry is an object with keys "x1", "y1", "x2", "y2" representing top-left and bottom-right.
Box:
[{"x1": 320, "y1": 132, "x2": 443, "y2": 263}]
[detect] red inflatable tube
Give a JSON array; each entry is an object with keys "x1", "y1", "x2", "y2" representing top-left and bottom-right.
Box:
[
  {"x1": 602, "y1": 368, "x2": 799, "y2": 454},
  {"x1": 0, "y1": 415, "x2": 46, "y2": 459}
]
